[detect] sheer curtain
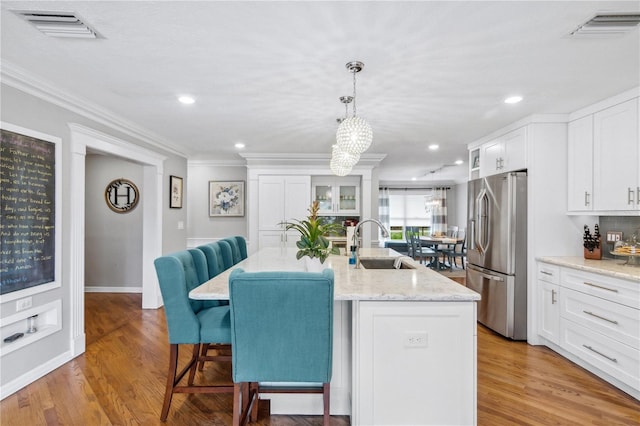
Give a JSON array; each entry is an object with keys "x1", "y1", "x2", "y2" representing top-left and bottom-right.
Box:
[
  {"x1": 378, "y1": 187, "x2": 390, "y2": 238},
  {"x1": 431, "y1": 187, "x2": 448, "y2": 236}
]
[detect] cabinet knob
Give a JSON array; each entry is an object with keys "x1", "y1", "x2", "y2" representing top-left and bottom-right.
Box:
[
  {"x1": 628, "y1": 187, "x2": 635, "y2": 205},
  {"x1": 584, "y1": 191, "x2": 590, "y2": 207}
]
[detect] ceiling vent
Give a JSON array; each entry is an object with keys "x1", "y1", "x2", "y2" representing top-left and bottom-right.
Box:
[
  {"x1": 12, "y1": 10, "x2": 97, "y2": 38},
  {"x1": 570, "y1": 13, "x2": 640, "y2": 37}
]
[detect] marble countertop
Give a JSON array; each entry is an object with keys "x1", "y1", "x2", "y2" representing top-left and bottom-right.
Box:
[
  {"x1": 537, "y1": 256, "x2": 640, "y2": 281},
  {"x1": 190, "y1": 247, "x2": 480, "y2": 301}
]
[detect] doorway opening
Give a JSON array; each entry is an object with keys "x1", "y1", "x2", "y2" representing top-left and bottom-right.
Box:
[{"x1": 68, "y1": 124, "x2": 165, "y2": 357}]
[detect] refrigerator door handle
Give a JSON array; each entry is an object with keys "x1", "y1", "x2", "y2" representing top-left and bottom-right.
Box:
[
  {"x1": 469, "y1": 219, "x2": 476, "y2": 251},
  {"x1": 467, "y1": 265, "x2": 505, "y2": 281},
  {"x1": 475, "y1": 188, "x2": 490, "y2": 255}
]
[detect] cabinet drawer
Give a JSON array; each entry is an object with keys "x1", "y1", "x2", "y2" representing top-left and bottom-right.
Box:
[
  {"x1": 560, "y1": 288, "x2": 639, "y2": 349},
  {"x1": 561, "y1": 319, "x2": 640, "y2": 391},
  {"x1": 561, "y1": 268, "x2": 640, "y2": 309},
  {"x1": 537, "y1": 263, "x2": 559, "y2": 284}
]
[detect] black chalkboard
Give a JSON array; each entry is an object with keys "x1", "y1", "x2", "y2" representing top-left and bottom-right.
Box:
[{"x1": 0, "y1": 129, "x2": 56, "y2": 295}]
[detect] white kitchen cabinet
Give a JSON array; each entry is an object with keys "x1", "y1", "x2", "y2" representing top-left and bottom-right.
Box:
[
  {"x1": 593, "y1": 98, "x2": 639, "y2": 212},
  {"x1": 312, "y1": 176, "x2": 360, "y2": 216},
  {"x1": 537, "y1": 263, "x2": 560, "y2": 345},
  {"x1": 479, "y1": 126, "x2": 527, "y2": 177},
  {"x1": 537, "y1": 260, "x2": 640, "y2": 399},
  {"x1": 567, "y1": 96, "x2": 640, "y2": 214},
  {"x1": 352, "y1": 300, "x2": 476, "y2": 425},
  {"x1": 257, "y1": 175, "x2": 310, "y2": 248},
  {"x1": 567, "y1": 115, "x2": 594, "y2": 211}
]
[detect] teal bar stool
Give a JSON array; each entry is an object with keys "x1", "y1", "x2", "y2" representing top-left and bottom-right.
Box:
[
  {"x1": 153, "y1": 249, "x2": 233, "y2": 421},
  {"x1": 228, "y1": 269, "x2": 334, "y2": 426},
  {"x1": 221, "y1": 237, "x2": 242, "y2": 265},
  {"x1": 217, "y1": 239, "x2": 235, "y2": 269},
  {"x1": 234, "y1": 235, "x2": 248, "y2": 260},
  {"x1": 197, "y1": 242, "x2": 227, "y2": 278}
]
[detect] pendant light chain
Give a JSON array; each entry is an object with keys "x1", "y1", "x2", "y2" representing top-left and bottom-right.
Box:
[{"x1": 352, "y1": 69, "x2": 357, "y2": 117}]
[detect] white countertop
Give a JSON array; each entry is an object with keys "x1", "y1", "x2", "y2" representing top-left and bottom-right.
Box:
[
  {"x1": 190, "y1": 247, "x2": 480, "y2": 301},
  {"x1": 537, "y1": 256, "x2": 640, "y2": 281}
]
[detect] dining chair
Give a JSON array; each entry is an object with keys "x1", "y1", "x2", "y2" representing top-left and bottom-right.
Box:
[
  {"x1": 228, "y1": 268, "x2": 334, "y2": 426},
  {"x1": 153, "y1": 249, "x2": 233, "y2": 421},
  {"x1": 408, "y1": 231, "x2": 438, "y2": 268},
  {"x1": 443, "y1": 230, "x2": 467, "y2": 271}
]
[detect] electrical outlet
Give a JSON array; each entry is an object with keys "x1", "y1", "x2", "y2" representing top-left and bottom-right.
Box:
[
  {"x1": 404, "y1": 331, "x2": 428, "y2": 348},
  {"x1": 177, "y1": 221, "x2": 184, "y2": 230},
  {"x1": 606, "y1": 231, "x2": 623, "y2": 242},
  {"x1": 16, "y1": 297, "x2": 32, "y2": 311}
]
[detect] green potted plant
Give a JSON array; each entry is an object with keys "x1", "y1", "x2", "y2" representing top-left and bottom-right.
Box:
[{"x1": 282, "y1": 201, "x2": 344, "y2": 269}]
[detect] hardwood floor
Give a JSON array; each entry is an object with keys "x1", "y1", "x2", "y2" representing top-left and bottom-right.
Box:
[{"x1": 1, "y1": 293, "x2": 638, "y2": 425}]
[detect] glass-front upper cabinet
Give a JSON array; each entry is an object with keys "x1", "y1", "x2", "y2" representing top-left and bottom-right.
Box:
[{"x1": 312, "y1": 177, "x2": 360, "y2": 215}]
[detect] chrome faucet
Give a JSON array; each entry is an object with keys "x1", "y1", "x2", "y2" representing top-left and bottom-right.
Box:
[{"x1": 352, "y1": 219, "x2": 390, "y2": 269}]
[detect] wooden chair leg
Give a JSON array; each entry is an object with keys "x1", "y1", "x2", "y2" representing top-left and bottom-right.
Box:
[
  {"x1": 249, "y1": 382, "x2": 260, "y2": 422},
  {"x1": 160, "y1": 344, "x2": 179, "y2": 421},
  {"x1": 198, "y1": 343, "x2": 210, "y2": 370},
  {"x1": 323, "y1": 382, "x2": 331, "y2": 426},
  {"x1": 232, "y1": 383, "x2": 243, "y2": 426},
  {"x1": 187, "y1": 344, "x2": 200, "y2": 385}
]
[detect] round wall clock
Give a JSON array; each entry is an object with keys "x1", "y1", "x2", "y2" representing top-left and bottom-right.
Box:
[{"x1": 105, "y1": 178, "x2": 139, "y2": 213}]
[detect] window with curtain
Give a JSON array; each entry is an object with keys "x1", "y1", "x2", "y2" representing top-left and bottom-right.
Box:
[{"x1": 385, "y1": 189, "x2": 438, "y2": 240}]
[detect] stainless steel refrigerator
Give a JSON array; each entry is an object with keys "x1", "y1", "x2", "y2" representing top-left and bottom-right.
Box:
[{"x1": 466, "y1": 171, "x2": 527, "y2": 340}]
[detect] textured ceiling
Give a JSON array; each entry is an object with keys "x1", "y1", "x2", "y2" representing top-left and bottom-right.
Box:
[{"x1": 1, "y1": 1, "x2": 639, "y2": 184}]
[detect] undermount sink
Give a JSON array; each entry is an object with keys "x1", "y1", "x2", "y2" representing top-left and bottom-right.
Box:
[{"x1": 359, "y1": 258, "x2": 417, "y2": 270}]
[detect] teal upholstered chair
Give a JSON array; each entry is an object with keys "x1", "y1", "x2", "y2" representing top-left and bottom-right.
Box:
[
  {"x1": 197, "y1": 242, "x2": 227, "y2": 278},
  {"x1": 228, "y1": 269, "x2": 334, "y2": 426},
  {"x1": 194, "y1": 243, "x2": 231, "y2": 370},
  {"x1": 153, "y1": 249, "x2": 233, "y2": 421},
  {"x1": 221, "y1": 237, "x2": 242, "y2": 265},
  {"x1": 234, "y1": 235, "x2": 248, "y2": 261},
  {"x1": 217, "y1": 239, "x2": 235, "y2": 269}
]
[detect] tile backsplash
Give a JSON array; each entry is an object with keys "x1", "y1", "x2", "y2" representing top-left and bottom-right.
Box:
[{"x1": 599, "y1": 216, "x2": 640, "y2": 259}]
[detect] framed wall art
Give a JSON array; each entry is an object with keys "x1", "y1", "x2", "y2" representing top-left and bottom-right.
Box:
[
  {"x1": 209, "y1": 181, "x2": 244, "y2": 217},
  {"x1": 170, "y1": 175, "x2": 183, "y2": 209}
]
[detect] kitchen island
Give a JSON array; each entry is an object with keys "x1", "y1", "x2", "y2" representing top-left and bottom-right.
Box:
[{"x1": 190, "y1": 247, "x2": 480, "y2": 425}]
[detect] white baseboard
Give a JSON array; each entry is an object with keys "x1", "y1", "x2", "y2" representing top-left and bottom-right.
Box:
[
  {"x1": 84, "y1": 286, "x2": 142, "y2": 293},
  {"x1": 0, "y1": 350, "x2": 73, "y2": 400}
]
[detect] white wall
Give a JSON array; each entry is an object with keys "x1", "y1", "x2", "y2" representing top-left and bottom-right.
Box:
[
  {"x1": 186, "y1": 161, "x2": 248, "y2": 247},
  {"x1": 85, "y1": 155, "x2": 143, "y2": 291},
  {"x1": 454, "y1": 181, "x2": 468, "y2": 233},
  {"x1": 0, "y1": 83, "x2": 188, "y2": 396}
]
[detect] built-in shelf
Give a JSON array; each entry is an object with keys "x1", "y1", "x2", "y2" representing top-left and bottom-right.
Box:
[{"x1": 0, "y1": 299, "x2": 62, "y2": 357}]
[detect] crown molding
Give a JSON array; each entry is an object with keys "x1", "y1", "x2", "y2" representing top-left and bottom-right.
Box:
[
  {"x1": 1, "y1": 60, "x2": 188, "y2": 159},
  {"x1": 188, "y1": 159, "x2": 247, "y2": 167},
  {"x1": 238, "y1": 152, "x2": 386, "y2": 168}
]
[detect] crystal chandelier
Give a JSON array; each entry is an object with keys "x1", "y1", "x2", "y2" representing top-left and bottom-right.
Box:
[
  {"x1": 336, "y1": 61, "x2": 373, "y2": 155},
  {"x1": 330, "y1": 96, "x2": 361, "y2": 176}
]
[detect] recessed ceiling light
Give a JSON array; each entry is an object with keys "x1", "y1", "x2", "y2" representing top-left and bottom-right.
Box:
[
  {"x1": 504, "y1": 96, "x2": 523, "y2": 104},
  {"x1": 454, "y1": 160, "x2": 464, "y2": 165},
  {"x1": 428, "y1": 144, "x2": 439, "y2": 150},
  {"x1": 411, "y1": 177, "x2": 417, "y2": 181},
  {"x1": 178, "y1": 95, "x2": 195, "y2": 104},
  {"x1": 234, "y1": 143, "x2": 245, "y2": 149}
]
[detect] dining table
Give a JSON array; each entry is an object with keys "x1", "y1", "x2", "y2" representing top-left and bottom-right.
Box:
[{"x1": 419, "y1": 235, "x2": 464, "y2": 270}]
